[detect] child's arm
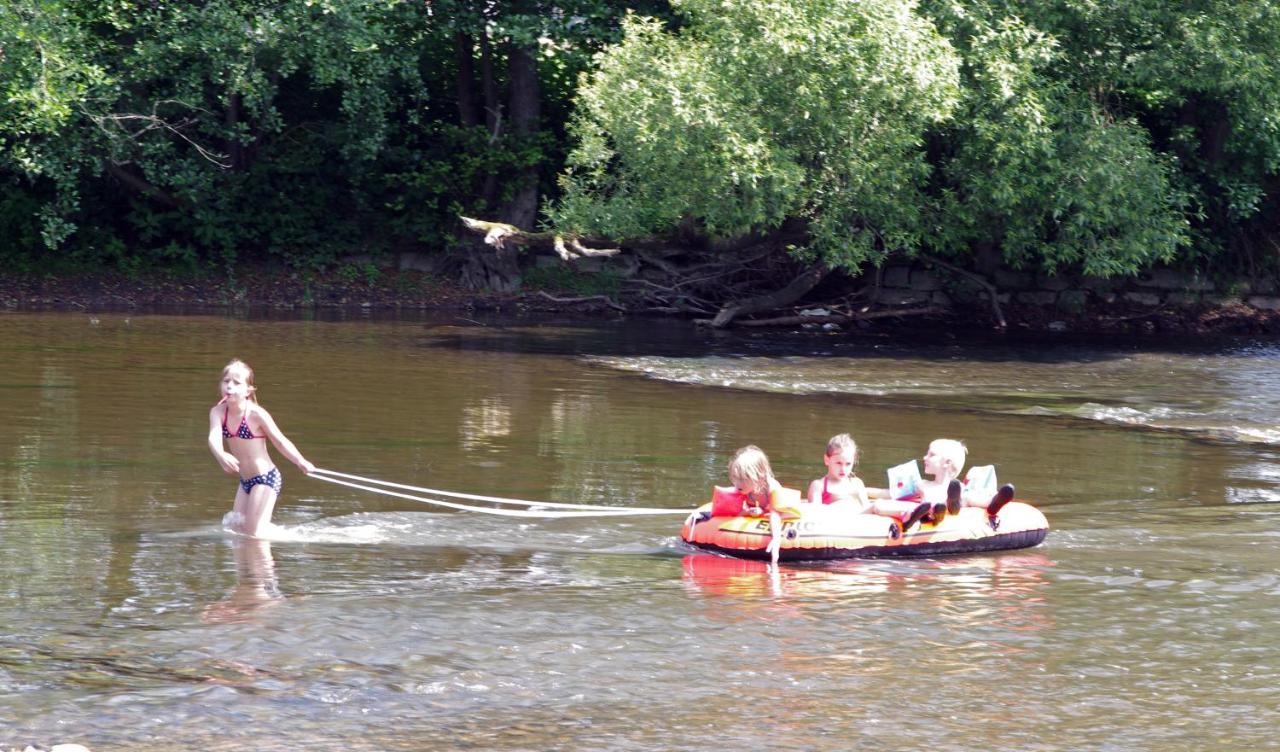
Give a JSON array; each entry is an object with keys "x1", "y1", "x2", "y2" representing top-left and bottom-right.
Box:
[
  {"x1": 851, "y1": 477, "x2": 869, "y2": 505},
  {"x1": 864, "y1": 485, "x2": 890, "y2": 499},
  {"x1": 806, "y1": 478, "x2": 824, "y2": 504},
  {"x1": 256, "y1": 407, "x2": 316, "y2": 474},
  {"x1": 766, "y1": 510, "x2": 782, "y2": 565},
  {"x1": 207, "y1": 406, "x2": 240, "y2": 475}
]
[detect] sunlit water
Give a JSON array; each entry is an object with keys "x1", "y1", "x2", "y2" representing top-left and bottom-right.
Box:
[{"x1": 1, "y1": 312, "x2": 1278, "y2": 750}]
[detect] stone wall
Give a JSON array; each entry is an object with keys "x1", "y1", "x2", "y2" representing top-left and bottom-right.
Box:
[{"x1": 871, "y1": 264, "x2": 1280, "y2": 314}]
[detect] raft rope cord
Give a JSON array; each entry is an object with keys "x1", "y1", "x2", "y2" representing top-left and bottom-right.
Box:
[{"x1": 310, "y1": 468, "x2": 695, "y2": 519}]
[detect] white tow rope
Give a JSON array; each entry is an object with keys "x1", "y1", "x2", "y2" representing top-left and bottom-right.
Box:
[{"x1": 309, "y1": 468, "x2": 695, "y2": 519}]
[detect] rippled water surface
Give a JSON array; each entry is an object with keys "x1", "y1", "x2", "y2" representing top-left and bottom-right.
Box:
[{"x1": 2, "y1": 312, "x2": 1279, "y2": 750}]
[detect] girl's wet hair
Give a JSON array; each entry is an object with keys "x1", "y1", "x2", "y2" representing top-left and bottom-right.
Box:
[
  {"x1": 221, "y1": 358, "x2": 259, "y2": 402},
  {"x1": 729, "y1": 445, "x2": 773, "y2": 492},
  {"x1": 826, "y1": 433, "x2": 858, "y2": 462}
]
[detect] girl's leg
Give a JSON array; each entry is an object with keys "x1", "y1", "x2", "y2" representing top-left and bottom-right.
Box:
[
  {"x1": 233, "y1": 484, "x2": 279, "y2": 537},
  {"x1": 871, "y1": 498, "x2": 933, "y2": 529}
]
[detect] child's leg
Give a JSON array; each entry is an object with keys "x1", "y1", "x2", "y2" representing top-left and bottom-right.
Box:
[
  {"x1": 233, "y1": 484, "x2": 280, "y2": 538},
  {"x1": 871, "y1": 498, "x2": 934, "y2": 530},
  {"x1": 987, "y1": 484, "x2": 1015, "y2": 516},
  {"x1": 870, "y1": 499, "x2": 924, "y2": 519}
]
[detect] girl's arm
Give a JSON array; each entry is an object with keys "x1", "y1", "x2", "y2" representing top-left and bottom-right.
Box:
[
  {"x1": 852, "y1": 477, "x2": 869, "y2": 505},
  {"x1": 806, "y1": 478, "x2": 824, "y2": 504},
  {"x1": 256, "y1": 406, "x2": 316, "y2": 474},
  {"x1": 207, "y1": 406, "x2": 240, "y2": 474},
  {"x1": 766, "y1": 510, "x2": 782, "y2": 565}
]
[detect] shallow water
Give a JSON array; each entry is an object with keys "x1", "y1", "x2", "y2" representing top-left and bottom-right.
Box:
[{"x1": 1, "y1": 312, "x2": 1279, "y2": 750}]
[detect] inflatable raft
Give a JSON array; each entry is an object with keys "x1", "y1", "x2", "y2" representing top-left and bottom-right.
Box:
[{"x1": 681, "y1": 493, "x2": 1048, "y2": 561}]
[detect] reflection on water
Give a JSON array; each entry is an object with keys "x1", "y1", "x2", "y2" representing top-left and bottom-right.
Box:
[
  {"x1": 201, "y1": 538, "x2": 283, "y2": 624},
  {"x1": 2, "y1": 312, "x2": 1280, "y2": 750}
]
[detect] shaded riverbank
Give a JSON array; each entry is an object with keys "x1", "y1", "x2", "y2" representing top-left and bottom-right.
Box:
[{"x1": 4, "y1": 266, "x2": 1280, "y2": 336}]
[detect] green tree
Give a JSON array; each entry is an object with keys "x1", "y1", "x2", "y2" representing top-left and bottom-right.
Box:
[
  {"x1": 552, "y1": 0, "x2": 962, "y2": 272},
  {"x1": 923, "y1": 3, "x2": 1191, "y2": 277}
]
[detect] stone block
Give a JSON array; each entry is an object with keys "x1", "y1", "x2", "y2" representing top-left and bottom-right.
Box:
[
  {"x1": 910, "y1": 269, "x2": 942, "y2": 291},
  {"x1": 1136, "y1": 268, "x2": 1213, "y2": 291},
  {"x1": 1037, "y1": 273, "x2": 1073, "y2": 291},
  {"x1": 882, "y1": 265, "x2": 911, "y2": 288},
  {"x1": 931, "y1": 291, "x2": 953, "y2": 307},
  {"x1": 1057, "y1": 290, "x2": 1088, "y2": 313},
  {"x1": 1016, "y1": 291, "x2": 1058, "y2": 306},
  {"x1": 995, "y1": 269, "x2": 1032, "y2": 289},
  {"x1": 1165, "y1": 292, "x2": 1202, "y2": 308},
  {"x1": 876, "y1": 289, "x2": 931, "y2": 306},
  {"x1": 1124, "y1": 291, "x2": 1162, "y2": 306},
  {"x1": 1247, "y1": 296, "x2": 1280, "y2": 311},
  {"x1": 1081, "y1": 276, "x2": 1119, "y2": 292}
]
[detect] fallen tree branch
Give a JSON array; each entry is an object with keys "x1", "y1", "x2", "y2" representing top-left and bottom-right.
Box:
[
  {"x1": 704, "y1": 263, "x2": 831, "y2": 328},
  {"x1": 919, "y1": 253, "x2": 1006, "y2": 330},
  {"x1": 534, "y1": 291, "x2": 627, "y2": 312},
  {"x1": 460, "y1": 217, "x2": 619, "y2": 258},
  {"x1": 737, "y1": 306, "x2": 942, "y2": 327}
]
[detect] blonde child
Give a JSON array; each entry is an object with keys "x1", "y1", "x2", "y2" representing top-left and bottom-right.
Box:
[
  {"x1": 905, "y1": 438, "x2": 1015, "y2": 522},
  {"x1": 815, "y1": 434, "x2": 934, "y2": 530},
  {"x1": 807, "y1": 433, "x2": 870, "y2": 508},
  {"x1": 207, "y1": 359, "x2": 315, "y2": 537},
  {"x1": 722, "y1": 445, "x2": 800, "y2": 565}
]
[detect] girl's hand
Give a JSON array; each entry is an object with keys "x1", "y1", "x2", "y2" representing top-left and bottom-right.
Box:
[
  {"x1": 219, "y1": 453, "x2": 240, "y2": 475},
  {"x1": 298, "y1": 459, "x2": 316, "y2": 474}
]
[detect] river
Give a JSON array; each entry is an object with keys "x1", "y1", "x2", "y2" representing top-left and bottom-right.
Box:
[{"x1": 1, "y1": 311, "x2": 1277, "y2": 750}]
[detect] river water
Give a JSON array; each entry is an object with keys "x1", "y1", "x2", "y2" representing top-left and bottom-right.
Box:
[{"x1": 1, "y1": 312, "x2": 1278, "y2": 750}]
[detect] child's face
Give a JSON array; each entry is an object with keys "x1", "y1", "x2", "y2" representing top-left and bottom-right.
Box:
[
  {"x1": 731, "y1": 472, "x2": 769, "y2": 501},
  {"x1": 922, "y1": 441, "x2": 950, "y2": 477},
  {"x1": 220, "y1": 369, "x2": 253, "y2": 401},
  {"x1": 824, "y1": 448, "x2": 856, "y2": 480}
]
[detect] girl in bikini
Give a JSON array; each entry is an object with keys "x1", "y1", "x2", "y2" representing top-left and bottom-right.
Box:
[
  {"x1": 810, "y1": 433, "x2": 934, "y2": 531},
  {"x1": 207, "y1": 359, "x2": 315, "y2": 537}
]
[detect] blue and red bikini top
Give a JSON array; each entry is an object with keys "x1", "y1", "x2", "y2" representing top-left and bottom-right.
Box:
[{"x1": 222, "y1": 404, "x2": 265, "y2": 440}]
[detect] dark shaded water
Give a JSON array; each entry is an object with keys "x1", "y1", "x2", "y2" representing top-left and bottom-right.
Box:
[{"x1": 2, "y1": 312, "x2": 1278, "y2": 750}]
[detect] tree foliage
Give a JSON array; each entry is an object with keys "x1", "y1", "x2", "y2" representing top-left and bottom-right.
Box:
[
  {"x1": 552, "y1": 0, "x2": 962, "y2": 271},
  {"x1": 1, "y1": 0, "x2": 1279, "y2": 282}
]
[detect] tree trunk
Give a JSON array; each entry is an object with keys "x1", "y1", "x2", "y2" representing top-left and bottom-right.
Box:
[
  {"x1": 709, "y1": 263, "x2": 831, "y2": 328},
  {"x1": 479, "y1": 31, "x2": 500, "y2": 209},
  {"x1": 226, "y1": 91, "x2": 245, "y2": 171},
  {"x1": 469, "y1": 42, "x2": 541, "y2": 293},
  {"x1": 454, "y1": 31, "x2": 480, "y2": 128},
  {"x1": 499, "y1": 43, "x2": 541, "y2": 231}
]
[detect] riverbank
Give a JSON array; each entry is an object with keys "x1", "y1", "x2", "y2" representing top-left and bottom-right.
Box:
[{"x1": 3, "y1": 266, "x2": 1280, "y2": 335}]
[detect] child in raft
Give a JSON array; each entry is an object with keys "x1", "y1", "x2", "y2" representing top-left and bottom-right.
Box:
[
  {"x1": 207, "y1": 359, "x2": 315, "y2": 537},
  {"x1": 868, "y1": 438, "x2": 1016, "y2": 526},
  {"x1": 807, "y1": 433, "x2": 934, "y2": 531},
  {"x1": 717, "y1": 445, "x2": 802, "y2": 564}
]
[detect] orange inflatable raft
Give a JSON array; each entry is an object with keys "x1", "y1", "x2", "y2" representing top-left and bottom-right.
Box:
[{"x1": 681, "y1": 488, "x2": 1048, "y2": 561}]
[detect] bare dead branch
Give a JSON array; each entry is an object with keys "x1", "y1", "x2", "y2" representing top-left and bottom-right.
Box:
[
  {"x1": 705, "y1": 263, "x2": 831, "y2": 328},
  {"x1": 534, "y1": 291, "x2": 626, "y2": 312},
  {"x1": 737, "y1": 306, "x2": 942, "y2": 327},
  {"x1": 919, "y1": 253, "x2": 1006, "y2": 330}
]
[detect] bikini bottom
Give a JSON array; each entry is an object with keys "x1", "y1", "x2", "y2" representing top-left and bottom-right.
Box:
[{"x1": 239, "y1": 466, "x2": 282, "y2": 495}]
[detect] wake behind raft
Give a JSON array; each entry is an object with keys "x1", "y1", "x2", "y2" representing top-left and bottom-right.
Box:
[{"x1": 681, "y1": 488, "x2": 1049, "y2": 562}]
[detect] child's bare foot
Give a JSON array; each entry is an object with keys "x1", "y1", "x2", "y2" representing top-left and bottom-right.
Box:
[
  {"x1": 987, "y1": 484, "x2": 1015, "y2": 516},
  {"x1": 902, "y1": 501, "x2": 931, "y2": 531},
  {"x1": 929, "y1": 501, "x2": 947, "y2": 524},
  {"x1": 946, "y1": 479, "x2": 962, "y2": 514}
]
